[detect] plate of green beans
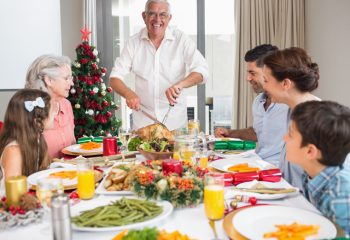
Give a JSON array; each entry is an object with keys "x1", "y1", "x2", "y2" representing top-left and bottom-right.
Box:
[{"x1": 70, "y1": 195, "x2": 173, "y2": 232}]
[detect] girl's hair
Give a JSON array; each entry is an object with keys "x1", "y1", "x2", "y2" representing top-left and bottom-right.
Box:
[
  {"x1": 0, "y1": 89, "x2": 51, "y2": 176},
  {"x1": 262, "y1": 47, "x2": 319, "y2": 92},
  {"x1": 25, "y1": 54, "x2": 71, "y2": 92}
]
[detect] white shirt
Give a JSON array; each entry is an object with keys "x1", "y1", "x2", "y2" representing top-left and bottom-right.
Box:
[{"x1": 110, "y1": 26, "x2": 209, "y2": 130}]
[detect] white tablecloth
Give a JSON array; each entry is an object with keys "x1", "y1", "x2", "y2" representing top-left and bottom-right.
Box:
[{"x1": 0, "y1": 153, "x2": 319, "y2": 240}]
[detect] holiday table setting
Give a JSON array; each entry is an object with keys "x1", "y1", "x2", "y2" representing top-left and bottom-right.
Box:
[{"x1": 1, "y1": 149, "x2": 334, "y2": 240}]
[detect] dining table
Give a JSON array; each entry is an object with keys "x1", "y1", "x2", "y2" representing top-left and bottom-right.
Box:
[{"x1": 0, "y1": 152, "x2": 322, "y2": 240}]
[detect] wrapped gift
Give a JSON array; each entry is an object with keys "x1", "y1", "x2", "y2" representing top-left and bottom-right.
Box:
[
  {"x1": 259, "y1": 169, "x2": 281, "y2": 182},
  {"x1": 228, "y1": 141, "x2": 244, "y2": 150},
  {"x1": 244, "y1": 141, "x2": 256, "y2": 150},
  {"x1": 232, "y1": 171, "x2": 259, "y2": 185},
  {"x1": 214, "y1": 140, "x2": 256, "y2": 150},
  {"x1": 77, "y1": 136, "x2": 104, "y2": 144},
  {"x1": 214, "y1": 141, "x2": 228, "y2": 150},
  {"x1": 223, "y1": 173, "x2": 234, "y2": 186}
]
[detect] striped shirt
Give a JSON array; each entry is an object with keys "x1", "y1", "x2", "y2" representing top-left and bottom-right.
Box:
[{"x1": 303, "y1": 163, "x2": 350, "y2": 236}]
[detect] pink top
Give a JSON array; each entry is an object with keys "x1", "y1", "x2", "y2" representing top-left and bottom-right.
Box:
[{"x1": 44, "y1": 98, "x2": 76, "y2": 159}]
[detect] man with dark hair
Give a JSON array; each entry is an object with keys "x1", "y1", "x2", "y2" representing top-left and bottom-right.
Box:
[
  {"x1": 215, "y1": 44, "x2": 288, "y2": 166},
  {"x1": 285, "y1": 101, "x2": 350, "y2": 236}
]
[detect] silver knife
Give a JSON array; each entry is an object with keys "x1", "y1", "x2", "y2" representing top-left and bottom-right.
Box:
[{"x1": 140, "y1": 109, "x2": 162, "y2": 124}]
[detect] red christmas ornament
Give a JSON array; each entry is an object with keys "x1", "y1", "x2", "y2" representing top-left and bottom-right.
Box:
[
  {"x1": 80, "y1": 27, "x2": 91, "y2": 42},
  {"x1": 106, "y1": 111, "x2": 112, "y2": 117},
  {"x1": 80, "y1": 58, "x2": 89, "y2": 65},
  {"x1": 87, "y1": 80, "x2": 93, "y2": 86},
  {"x1": 102, "y1": 100, "x2": 109, "y2": 107},
  {"x1": 89, "y1": 90, "x2": 95, "y2": 96},
  {"x1": 101, "y1": 68, "x2": 107, "y2": 73},
  {"x1": 92, "y1": 63, "x2": 97, "y2": 70},
  {"x1": 107, "y1": 87, "x2": 112, "y2": 93}
]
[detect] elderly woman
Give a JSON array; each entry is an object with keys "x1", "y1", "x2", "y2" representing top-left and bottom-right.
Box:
[
  {"x1": 25, "y1": 54, "x2": 76, "y2": 159},
  {"x1": 260, "y1": 47, "x2": 320, "y2": 191}
]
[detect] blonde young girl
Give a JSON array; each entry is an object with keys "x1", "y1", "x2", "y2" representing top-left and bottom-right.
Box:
[{"x1": 0, "y1": 89, "x2": 55, "y2": 182}]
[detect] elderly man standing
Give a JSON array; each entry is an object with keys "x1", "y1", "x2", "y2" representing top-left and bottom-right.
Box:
[
  {"x1": 109, "y1": 0, "x2": 209, "y2": 130},
  {"x1": 215, "y1": 44, "x2": 289, "y2": 166}
]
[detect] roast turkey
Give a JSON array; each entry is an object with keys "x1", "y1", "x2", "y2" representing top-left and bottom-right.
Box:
[{"x1": 136, "y1": 123, "x2": 174, "y2": 141}]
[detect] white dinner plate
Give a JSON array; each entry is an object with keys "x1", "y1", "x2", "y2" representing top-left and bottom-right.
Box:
[
  {"x1": 225, "y1": 180, "x2": 299, "y2": 200},
  {"x1": 71, "y1": 195, "x2": 173, "y2": 232},
  {"x1": 233, "y1": 205, "x2": 337, "y2": 239},
  {"x1": 62, "y1": 144, "x2": 103, "y2": 156},
  {"x1": 210, "y1": 157, "x2": 274, "y2": 173},
  {"x1": 27, "y1": 168, "x2": 77, "y2": 189}
]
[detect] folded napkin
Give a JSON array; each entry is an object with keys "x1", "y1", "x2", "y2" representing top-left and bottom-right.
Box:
[{"x1": 231, "y1": 181, "x2": 297, "y2": 194}]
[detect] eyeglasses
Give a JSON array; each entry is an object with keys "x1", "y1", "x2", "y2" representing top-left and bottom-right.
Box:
[
  {"x1": 60, "y1": 75, "x2": 73, "y2": 82},
  {"x1": 146, "y1": 11, "x2": 170, "y2": 20}
]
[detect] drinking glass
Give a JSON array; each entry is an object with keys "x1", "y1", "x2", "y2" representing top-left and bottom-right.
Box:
[
  {"x1": 118, "y1": 127, "x2": 131, "y2": 153},
  {"x1": 188, "y1": 119, "x2": 200, "y2": 135},
  {"x1": 204, "y1": 173, "x2": 225, "y2": 239},
  {"x1": 76, "y1": 159, "x2": 95, "y2": 200},
  {"x1": 173, "y1": 129, "x2": 198, "y2": 165},
  {"x1": 193, "y1": 149, "x2": 209, "y2": 168},
  {"x1": 36, "y1": 178, "x2": 64, "y2": 208}
]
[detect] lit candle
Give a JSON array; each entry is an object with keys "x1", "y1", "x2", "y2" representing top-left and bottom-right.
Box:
[{"x1": 5, "y1": 176, "x2": 27, "y2": 206}]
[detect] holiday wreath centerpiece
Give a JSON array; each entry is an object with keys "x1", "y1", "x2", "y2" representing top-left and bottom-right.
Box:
[{"x1": 131, "y1": 160, "x2": 205, "y2": 208}]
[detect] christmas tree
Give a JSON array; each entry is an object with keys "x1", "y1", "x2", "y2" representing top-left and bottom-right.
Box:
[{"x1": 68, "y1": 27, "x2": 121, "y2": 138}]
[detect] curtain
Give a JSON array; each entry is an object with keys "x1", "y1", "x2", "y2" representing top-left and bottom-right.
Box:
[
  {"x1": 83, "y1": 0, "x2": 97, "y2": 46},
  {"x1": 233, "y1": 0, "x2": 304, "y2": 129}
]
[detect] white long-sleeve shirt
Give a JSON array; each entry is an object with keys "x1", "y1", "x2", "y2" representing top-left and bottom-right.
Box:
[{"x1": 110, "y1": 26, "x2": 209, "y2": 130}]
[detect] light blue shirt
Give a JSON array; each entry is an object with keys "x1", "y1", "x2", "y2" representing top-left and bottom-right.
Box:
[
  {"x1": 252, "y1": 93, "x2": 289, "y2": 166},
  {"x1": 303, "y1": 158, "x2": 350, "y2": 237},
  {"x1": 279, "y1": 109, "x2": 305, "y2": 192}
]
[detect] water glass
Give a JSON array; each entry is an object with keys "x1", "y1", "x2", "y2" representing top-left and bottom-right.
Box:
[
  {"x1": 36, "y1": 178, "x2": 64, "y2": 208},
  {"x1": 118, "y1": 127, "x2": 131, "y2": 152},
  {"x1": 76, "y1": 159, "x2": 95, "y2": 200}
]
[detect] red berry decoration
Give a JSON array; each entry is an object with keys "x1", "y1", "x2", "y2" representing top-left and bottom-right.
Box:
[{"x1": 248, "y1": 196, "x2": 257, "y2": 205}]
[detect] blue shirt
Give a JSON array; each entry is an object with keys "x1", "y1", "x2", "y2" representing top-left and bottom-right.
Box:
[
  {"x1": 279, "y1": 109, "x2": 305, "y2": 192},
  {"x1": 252, "y1": 93, "x2": 289, "y2": 166},
  {"x1": 303, "y1": 163, "x2": 350, "y2": 237}
]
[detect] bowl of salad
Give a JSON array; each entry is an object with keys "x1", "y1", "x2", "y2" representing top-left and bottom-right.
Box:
[{"x1": 137, "y1": 138, "x2": 174, "y2": 160}]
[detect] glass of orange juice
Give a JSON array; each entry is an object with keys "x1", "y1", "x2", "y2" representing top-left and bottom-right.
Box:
[
  {"x1": 188, "y1": 119, "x2": 200, "y2": 135},
  {"x1": 77, "y1": 159, "x2": 95, "y2": 200},
  {"x1": 204, "y1": 173, "x2": 225, "y2": 221}
]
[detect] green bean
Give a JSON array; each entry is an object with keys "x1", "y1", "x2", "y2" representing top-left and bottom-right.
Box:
[{"x1": 71, "y1": 197, "x2": 163, "y2": 228}]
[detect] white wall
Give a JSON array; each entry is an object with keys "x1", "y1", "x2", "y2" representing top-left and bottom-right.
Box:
[
  {"x1": 0, "y1": 0, "x2": 83, "y2": 121},
  {"x1": 0, "y1": 0, "x2": 62, "y2": 90},
  {"x1": 305, "y1": 0, "x2": 350, "y2": 107}
]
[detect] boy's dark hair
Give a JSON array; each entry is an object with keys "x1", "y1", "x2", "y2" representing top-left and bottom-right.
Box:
[
  {"x1": 244, "y1": 44, "x2": 278, "y2": 67},
  {"x1": 291, "y1": 101, "x2": 350, "y2": 166}
]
